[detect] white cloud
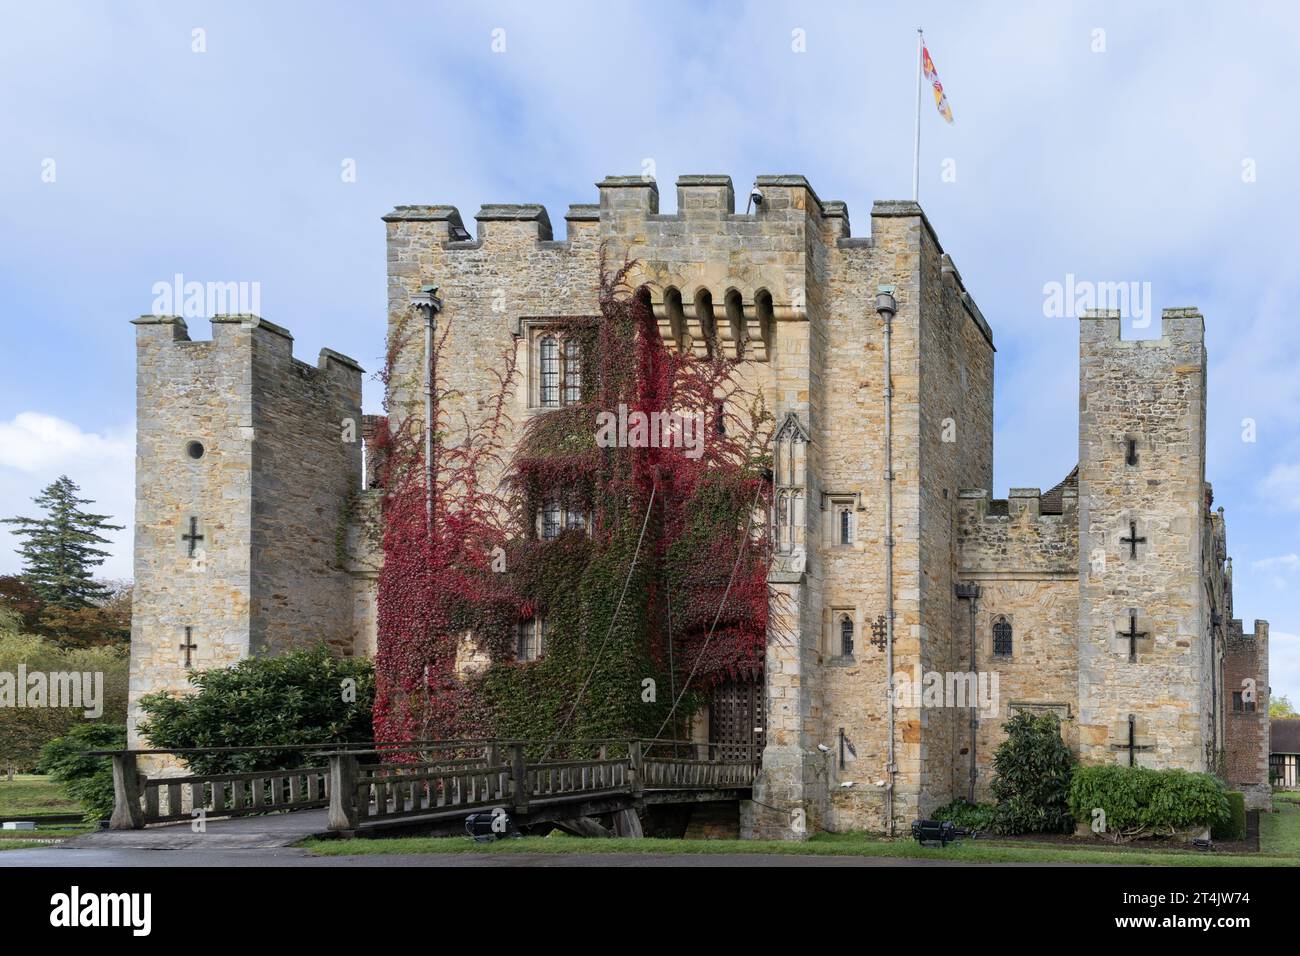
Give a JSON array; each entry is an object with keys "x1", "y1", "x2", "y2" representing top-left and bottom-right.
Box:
[
  {"x1": 1259, "y1": 464, "x2": 1300, "y2": 512},
  {"x1": 0, "y1": 412, "x2": 134, "y2": 580},
  {"x1": 1253, "y1": 554, "x2": 1300, "y2": 571},
  {"x1": 1269, "y1": 630, "x2": 1300, "y2": 709},
  {"x1": 0, "y1": 412, "x2": 132, "y2": 473},
  {"x1": 1250, "y1": 553, "x2": 1300, "y2": 591}
]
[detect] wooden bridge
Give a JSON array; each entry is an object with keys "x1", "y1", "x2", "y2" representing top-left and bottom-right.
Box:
[{"x1": 102, "y1": 739, "x2": 759, "y2": 838}]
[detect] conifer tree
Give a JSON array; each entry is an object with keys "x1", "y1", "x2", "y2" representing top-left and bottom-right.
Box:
[{"x1": 2, "y1": 476, "x2": 123, "y2": 608}]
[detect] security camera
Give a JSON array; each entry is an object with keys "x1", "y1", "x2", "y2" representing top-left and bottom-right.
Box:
[
  {"x1": 746, "y1": 186, "x2": 764, "y2": 214},
  {"x1": 840, "y1": 780, "x2": 855, "y2": 788},
  {"x1": 817, "y1": 743, "x2": 831, "y2": 753}
]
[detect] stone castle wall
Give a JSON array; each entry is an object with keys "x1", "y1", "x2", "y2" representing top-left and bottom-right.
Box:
[
  {"x1": 955, "y1": 487, "x2": 1080, "y2": 800},
  {"x1": 382, "y1": 177, "x2": 998, "y2": 836},
  {"x1": 127, "y1": 315, "x2": 363, "y2": 749},
  {"x1": 246, "y1": 321, "x2": 364, "y2": 657},
  {"x1": 1077, "y1": 310, "x2": 1213, "y2": 770}
]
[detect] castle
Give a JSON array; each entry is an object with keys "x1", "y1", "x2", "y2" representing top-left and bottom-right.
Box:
[{"x1": 127, "y1": 173, "x2": 1272, "y2": 836}]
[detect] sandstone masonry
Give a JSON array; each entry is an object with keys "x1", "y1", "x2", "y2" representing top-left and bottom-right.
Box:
[{"x1": 128, "y1": 172, "x2": 1273, "y2": 822}]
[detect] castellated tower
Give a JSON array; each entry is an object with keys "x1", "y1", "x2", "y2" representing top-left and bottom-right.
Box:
[
  {"x1": 127, "y1": 314, "x2": 366, "y2": 748},
  {"x1": 383, "y1": 175, "x2": 994, "y2": 837},
  {"x1": 1076, "y1": 309, "x2": 1215, "y2": 770}
]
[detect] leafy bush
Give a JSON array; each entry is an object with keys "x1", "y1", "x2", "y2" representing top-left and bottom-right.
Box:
[
  {"x1": 138, "y1": 645, "x2": 374, "y2": 774},
  {"x1": 0, "y1": 631, "x2": 128, "y2": 773},
  {"x1": 1068, "y1": 765, "x2": 1230, "y2": 840},
  {"x1": 38, "y1": 722, "x2": 125, "y2": 823},
  {"x1": 1212, "y1": 790, "x2": 1247, "y2": 841},
  {"x1": 989, "y1": 712, "x2": 1076, "y2": 834},
  {"x1": 932, "y1": 798, "x2": 996, "y2": 831}
]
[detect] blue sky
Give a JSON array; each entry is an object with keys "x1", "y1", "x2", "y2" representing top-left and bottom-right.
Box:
[{"x1": 2, "y1": 1, "x2": 1298, "y2": 702}]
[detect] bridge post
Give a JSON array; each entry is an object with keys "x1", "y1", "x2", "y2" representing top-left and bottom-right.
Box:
[
  {"x1": 628, "y1": 740, "x2": 644, "y2": 800},
  {"x1": 509, "y1": 744, "x2": 529, "y2": 815},
  {"x1": 109, "y1": 752, "x2": 145, "y2": 830},
  {"x1": 327, "y1": 752, "x2": 360, "y2": 830}
]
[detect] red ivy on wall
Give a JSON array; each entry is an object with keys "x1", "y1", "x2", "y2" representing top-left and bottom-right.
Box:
[{"x1": 371, "y1": 259, "x2": 773, "y2": 746}]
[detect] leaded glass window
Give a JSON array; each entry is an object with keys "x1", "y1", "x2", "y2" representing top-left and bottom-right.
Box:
[{"x1": 992, "y1": 616, "x2": 1013, "y2": 658}]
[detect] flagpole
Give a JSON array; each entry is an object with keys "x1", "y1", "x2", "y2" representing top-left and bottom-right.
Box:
[{"x1": 912, "y1": 28, "x2": 922, "y2": 202}]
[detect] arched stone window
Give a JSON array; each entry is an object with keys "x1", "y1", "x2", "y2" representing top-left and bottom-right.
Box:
[
  {"x1": 840, "y1": 615, "x2": 855, "y2": 657},
  {"x1": 992, "y1": 615, "x2": 1013, "y2": 658}
]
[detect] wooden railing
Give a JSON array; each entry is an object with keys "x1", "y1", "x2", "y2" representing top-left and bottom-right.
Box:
[
  {"x1": 98, "y1": 742, "x2": 446, "y2": 830},
  {"x1": 141, "y1": 767, "x2": 329, "y2": 824},
  {"x1": 640, "y1": 740, "x2": 759, "y2": 789},
  {"x1": 98, "y1": 739, "x2": 759, "y2": 831}
]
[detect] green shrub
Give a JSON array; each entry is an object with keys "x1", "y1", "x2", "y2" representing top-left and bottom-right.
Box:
[
  {"x1": 989, "y1": 712, "x2": 1076, "y2": 834},
  {"x1": 37, "y1": 722, "x2": 125, "y2": 823},
  {"x1": 0, "y1": 631, "x2": 129, "y2": 772},
  {"x1": 1212, "y1": 791, "x2": 1247, "y2": 841},
  {"x1": 138, "y1": 645, "x2": 374, "y2": 774},
  {"x1": 933, "y1": 798, "x2": 996, "y2": 831},
  {"x1": 1068, "y1": 764, "x2": 1230, "y2": 840}
]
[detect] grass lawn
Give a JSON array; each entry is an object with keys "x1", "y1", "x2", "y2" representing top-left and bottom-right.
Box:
[
  {"x1": 1261, "y1": 794, "x2": 1300, "y2": 856},
  {"x1": 0, "y1": 774, "x2": 82, "y2": 818},
  {"x1": 300, "y1": 825, "x2": 1300, "y2": 866}
]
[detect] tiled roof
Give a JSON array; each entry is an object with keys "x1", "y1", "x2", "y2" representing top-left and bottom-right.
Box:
[
  {"x1": 1272, "y1": 718, "x2": 1300, "y2": 754},
  {"x1": 1039, "y1": 465, "x2": 1079, "y2": 515}
]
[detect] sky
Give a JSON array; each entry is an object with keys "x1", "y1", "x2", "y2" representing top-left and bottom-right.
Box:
[{"x1": 1, "y1": 0, "x2": 1298, "y2": 702}]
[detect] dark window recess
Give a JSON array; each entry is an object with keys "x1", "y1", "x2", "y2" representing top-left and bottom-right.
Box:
[{"x1": 992, "y1": 616, "x2": 1013, "y2": 658}]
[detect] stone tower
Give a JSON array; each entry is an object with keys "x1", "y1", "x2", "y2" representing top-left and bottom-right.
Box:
[
  {"x1": 127, "y1": 314, "x2": 365, "y2": 747},
  {"x1": 382, "y1": 177, "x2": 994, "y2": 836},
  {"x1": 1076, "y1": 309, "x2": 1215, "y2": 770}
]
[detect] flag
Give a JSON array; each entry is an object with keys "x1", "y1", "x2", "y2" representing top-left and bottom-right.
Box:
[{"x1": 921, "y1": 39, "x2": 954, "y2": 124}]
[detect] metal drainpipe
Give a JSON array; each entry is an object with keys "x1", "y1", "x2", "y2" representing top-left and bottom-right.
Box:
[
  {"x1": 955, "y1": 582, "x2": 981, "y2": 804},
  {"x1": 412, "y1": 285, "x2": 443, "y2": 530},
  {"x1": 875, "y1": 288, "x2": 898, "y2": 836}
]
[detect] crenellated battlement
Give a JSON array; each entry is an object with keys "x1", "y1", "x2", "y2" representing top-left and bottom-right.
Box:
[
  {"x1": 380, "y1": 172, "x2": 994, "y2": 369},
  {"x1": 132, "y1": 313, "x2": 363, "y2": 386},
  {"x1": 956, "y1": 476, "x2": 1079, "y2": 576},
  {"x1": 957, "y1": 484, "x2": 1079, "y2": 523},
  {"x1": 1079, "y1": 307, "x2": 1206, "y2": 351},
  {"x1": 384, "y1": 173, "x2": 849, "y2": 252}
]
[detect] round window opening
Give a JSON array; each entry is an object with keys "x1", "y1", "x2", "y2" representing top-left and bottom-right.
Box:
[{"x1": 186, "y1": 441, "x2": 205, "y2": 460}]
